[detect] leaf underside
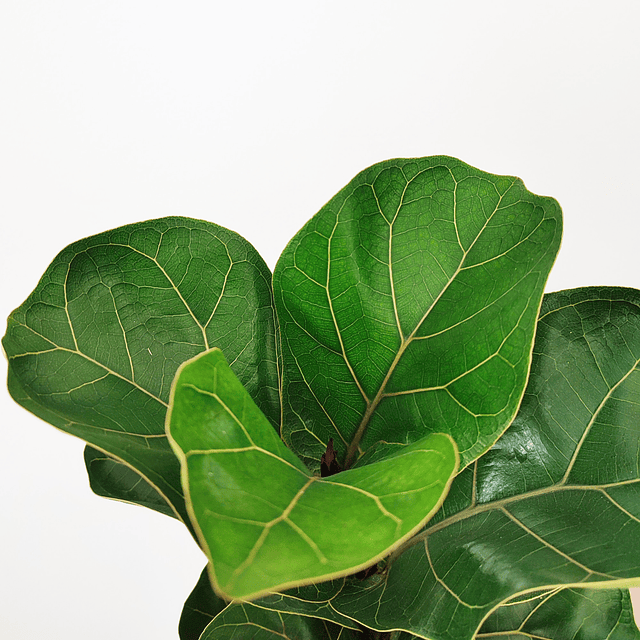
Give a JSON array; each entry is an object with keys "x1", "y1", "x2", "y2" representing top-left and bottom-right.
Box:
[{"x1": 167, "y1": 348, "x2": 458, "y2": 601}]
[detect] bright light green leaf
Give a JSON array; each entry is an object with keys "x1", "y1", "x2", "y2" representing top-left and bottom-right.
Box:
[
  {"x1": 316, "y1": 287, "x2": 640, "y2": 639},
  {"x1": 273, "y1": 156, "x2": 562, "y2": 471},
  {"x1": 167, "y1": 348, "x2": 459, "y2": 601},
  {"x1": 478, "y1": 587, "x2": 640, "y2": 640},
  {"x1": 199, "y1": 602, "x2": 360, "y2": 640},
  {"x1": 2, "y1": 217, "x2": 280, "y2": 524}
]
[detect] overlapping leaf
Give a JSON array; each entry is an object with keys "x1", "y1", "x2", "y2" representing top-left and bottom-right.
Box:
[
  {"x1": 84, "y1": 445, "x2": 177, "y2": 519},
  {"x1": 478, "y1": 587, "x2": 640, "y2": 639},
  {"x1": 2, "y1": 217, "x2": 280, "y2": 523},
  {"x1": 178, "y1": 567, "x2": 360, "y2": 640},
  {"x1": 167, "y1": 348, "x2": 458, "y2": 600},
  {"x1": 303, "y1": 287, "x2": 640, "y2": 639},
  {"x1": 179, "y1": 566, "x2": 229, "y2": 640},
  {"x1": 199, "y1": 602, "x2": 359, "y2": 640},
  {"x1": 191, "y1": 580, "x2": 640, "y2": 640},
  {"x1": 274, "y1": 156, "x2": 562, "y2": 470}
]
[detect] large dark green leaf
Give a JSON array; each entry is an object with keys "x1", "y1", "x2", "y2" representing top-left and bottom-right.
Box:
[
  {"x1": 3, "y1": 217, "x2": 280, "y2": 524},
  {"x1": 167, "y1": 348, "x2": 458, "y2": 600},
  {"x1": 250, "y1": 587, "x2": 639, "y2": 640},
  {"x1": 84, "y1": 445, "x2": 178, "y2": 519},
  {"x1": 199, "y1": 602, "x2": 360, "y2": 640},
  {"x1": 273, "y1": 156, "x2": 562, "y2": 471},
  {"x1": 314, "y1": 287, "x2": 640, "y2": 639},
  {"x1": 179, "y1": 569, "x2": 359, "y2": 639},
  {"x1": 179, "y1": 566, "x2": 229, "y2": 640},
  {"x1": 478, "y1": 587, "x2": 640, "y2": 639}
]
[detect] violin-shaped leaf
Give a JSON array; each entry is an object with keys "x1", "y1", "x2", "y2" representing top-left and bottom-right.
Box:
[
  {"x1": 84, "y1": 446, "x2": 178, "y2": 519},
  {"x1": 167, "y1": 348, "x2": 458, "y2": 600},
  {"x1": 274, "y1": 156, "x2": 562, "y2": 470}
]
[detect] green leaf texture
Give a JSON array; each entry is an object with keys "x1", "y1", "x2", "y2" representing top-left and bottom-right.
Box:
[
  {"x1": 312, "y1": 287, "x2": 640, "y2": 639},
  {"x1": 3, "y1": 217, "x2": 279, "y2": 524},
  {"x1": 256, "y1": 582, "x2": 360, "y2": 630},
  {"x1": 199, "y1": 602, "x2": 359, "y2": 640},
  {"x1": 167, "y1": 348, "x2": 458, "y2": 600},
  {"x1": 478, "y1": 587, "x2": 640, "y2": 640},
  {"x1": 179, "y1": 568, "x2": 360, "y2": 640},
  {"x1": 274, "y1": 156, "x2": 562, "y2": 470},
  {"x1": 179, "y1": 566, "x2": 229, "y2": 640},
  {"x1": 247, "y1": 587, "x2": 639, "y2": 640},
  {"x1": 84, "y1": 445, "x2": 178, "y2": 519}
]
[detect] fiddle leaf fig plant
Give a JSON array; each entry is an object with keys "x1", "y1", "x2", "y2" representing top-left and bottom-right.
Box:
[
  {"x1": 168, "y1": 348, "x2": 458, "y2": 600},
  {"x1": 3, "y1": 156, "x2": 639, "y2": 639}
]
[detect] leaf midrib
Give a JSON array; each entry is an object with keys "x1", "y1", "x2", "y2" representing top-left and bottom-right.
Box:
[
  {"x1": 387, "y1": 348, "x2": 640, "y2": 560},
  {"x1": 8, "y1": 319, "x2": 169, "y2": 409},
  {"x1": 7, "y1": 361, "x2": 186, "y2": 520},
  {"x1": 342, "y1": 174, "x2": 515, "y2": 467}
]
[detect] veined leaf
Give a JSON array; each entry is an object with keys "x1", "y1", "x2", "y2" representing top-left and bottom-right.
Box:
[
  {"x1": 84, "y1": 445, "x2": 178, "y2": 519},
  {"x1": 179, "y1": 568, "x2": 359, "y2": 640},
  {"x1": 167, "y1": 348, "x2": 458, "y2": 600},
  {"x1": 316, "y1": 287, "x2": 640, "y2": 639},
  {"x1": 478, "y1": 587, "x2": 640, "y2": 639},
  {"x1": 274, "y1": 156, "x2": 562, "y2": 470},
  {"x1": 179, "y1": 566, "x2": 229, "y2": 640},
  {"x1": 256, "y1": 581, "x2": 360, "y2": 630},
  {"x1": 2, "y1": 217, "x2": 280, "y2": 524},
  {"x1": 199, "y1": 602, "x2": 360, "y2": 640}
]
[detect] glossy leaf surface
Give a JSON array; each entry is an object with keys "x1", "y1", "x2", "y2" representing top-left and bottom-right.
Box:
[
  {"x1": 180, "y1": 571, "x2": 360, "y2": 636},
  {"x1": 84, "y1": 445, "x2": 178, "y2": 519},
  {"x1": 200, "y1": 602, "x2": 359, "y2": 640},
  {"x1": 478, "y1": 587, "x2": 640, "y2": 640},
  {"x1": 3, "y1": 217, "x2": 279, "y2": 523},
  {"x1": 167, "y1": 348, "x2": 458, "y2": 600},
  {"x1": 256, "y1": 582, "x2": 360, "y2": 630},
  {"x1": 274, "y1": 156, "x2": 562, "y2": 470},
  {"x1": 315, "y1": 287, "x2": 640, "y2": 639}
]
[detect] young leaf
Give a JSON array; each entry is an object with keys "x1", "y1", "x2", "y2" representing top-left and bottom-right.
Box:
[
  {"x1": 199, "y1": 602, "x2": 360, "y2": 640},
  {"x1": 316, "y1": 287, "x2": 640, "y2": 639},
  {"x1": 274, "y1": 156, "x2": 562, "y2": 470},
  {"x1": 167, "y1": 348, "x2": 459, "y2": 600},
  {"x1": 2, "y1": 217, "x2": 280, "y2": 523},
  {"x1": 478, "y1": 587, "x2": 640, "y2": 639}
]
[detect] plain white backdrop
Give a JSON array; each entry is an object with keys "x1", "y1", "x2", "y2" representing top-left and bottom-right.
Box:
[{"x1": 1, "y1": 1, "x2": 639, "y2": 637}]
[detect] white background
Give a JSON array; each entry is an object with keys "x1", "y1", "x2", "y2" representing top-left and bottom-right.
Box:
[{"x1": 1, "y1": 1, "x2": 639, "y2": 637}]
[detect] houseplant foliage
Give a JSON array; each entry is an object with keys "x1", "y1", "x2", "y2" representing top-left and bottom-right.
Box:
[{"x1": 3, "y1": 156, "x2": 639, "y2": 639}]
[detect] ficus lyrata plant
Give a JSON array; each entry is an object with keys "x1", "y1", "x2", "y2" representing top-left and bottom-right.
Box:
[{"x1": 4, "y1": 156, "x2": 640, "y2": 640}]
